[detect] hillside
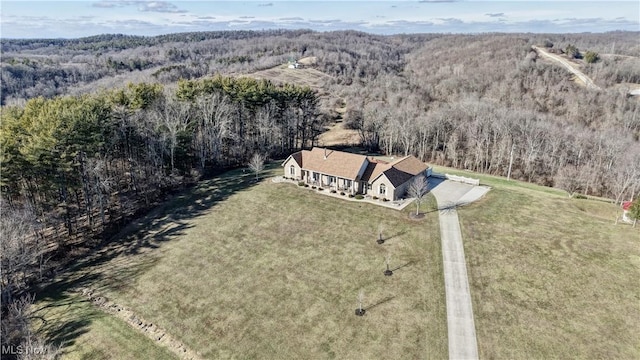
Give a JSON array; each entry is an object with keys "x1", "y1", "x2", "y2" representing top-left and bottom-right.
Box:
[
  {"x1": 33, "y1": 164, "x2": 640, "y2": 359},
  {"x1": 36, "y1": 166, "x2": 448, "y2": 359},
  {"x1": 2, "y1": 30, "x2": 640, "y2": 357}
]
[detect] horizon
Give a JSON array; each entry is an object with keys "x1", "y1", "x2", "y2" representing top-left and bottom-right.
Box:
[{"x1": 1, "y1": 0, "x2": 639, "y2": 39}]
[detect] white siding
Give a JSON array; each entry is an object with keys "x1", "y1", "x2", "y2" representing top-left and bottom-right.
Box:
[
  {"x1": 283, "y1": 158, "x2": 302, "y2": 179},
  {"x1": 371, "y1": 175, "x2": 395, "y2": 200}
]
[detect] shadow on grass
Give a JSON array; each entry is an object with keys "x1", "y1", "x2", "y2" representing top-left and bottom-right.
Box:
[
  {"x1": 35, "y1": 164, "x2": 273, "y2": 350},
  {"x1": 391, "y1": 261, "x2": 414, "y2": 272},
  {"x1": 364, "y1": 296, "x2": 396, "y2": 312},
  {"x1": 382, "y1": 231, "x2": 406, "y2": 243},
  {"x1": 31, "y1": 291, "x2": 99, "y2": 350}
]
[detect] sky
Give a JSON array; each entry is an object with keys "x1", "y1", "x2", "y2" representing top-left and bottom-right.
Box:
[{"x1": 0, "y1": 0, "x2": 638, "y2": 39}]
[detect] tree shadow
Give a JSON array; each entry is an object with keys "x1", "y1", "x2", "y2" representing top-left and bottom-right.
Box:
[
  {"x1": 390, "y1": 261, "x2": 413, "y2": 272},
  {"x1": 364, "y1": 296, "x2": 396, "y2": 312},
  {"x1": 35, "y1": 165, "x2": 270, "y2": 351},
  {"x1": 30, "y1": 291, "x2": 99, "y2": 351},
  {"x1": 420, "y1": 200, "x2": 463, "y2": 215},
  {"x1": 381, "y1": 231, "x2": 406, "y2": 243}
]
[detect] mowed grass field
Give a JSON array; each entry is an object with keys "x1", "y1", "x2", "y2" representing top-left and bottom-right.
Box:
[
  {"x1": 34, "y1": 292, "x2": 178, "y2": 360},
  {"x1": 37, "y1": 165, "x2": 448, "y2": 359},
  {"x1": 434, "y1": 166, "x2": 640, "y2": 359}
]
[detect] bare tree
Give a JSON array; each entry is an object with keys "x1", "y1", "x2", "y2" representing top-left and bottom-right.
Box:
[
  {"x1": 384, "y1": 253, "x2": 393, "y2": 276},
  {"x1": 355, "y1": 290, "x2": 365, "y2": 316},
  {"x1": 194, "y1": 93, "x2": 233, "y2": 169},
  {"x1": 0, "y1": 205, "x2": 43, "y2": 304},
  {"x1": 248, "y1": 153, "x2": 266, "y2": 181},
  {"x1": 377, "y1": 223, "x2": 384, "y2": 244},
  {"x1": 1, "y1": 294, "x2": 61, "y2": 360},
  {"x1": 407, "y1": 175, "x2": 429, "y2": 216},
  {"x1": 152, "y1": 95, "x2": 192, "y2": 173},
  {"x1": 554, "y1": 165, "x2": 584, "y2": 197}
]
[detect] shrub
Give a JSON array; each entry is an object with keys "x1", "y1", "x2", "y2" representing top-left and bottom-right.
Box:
[
  {"x1": 298, "y1": 181, "x2": 305, "y2": 186},
  {"x1": 355, "y1": 195, "x2": 364, "y2": 200},
  {"x1": 574, "y1": 194, "x2": 587, "y2": 199},
  {"x1": 340, "y1": 192, "x2": 345, "y2": 196},
  {"x1": 348, "y1": 194, "x2": 355, "y2": 198},
  {"x1": 311, "y1": 186, "x2": 316, "y2": 189},
  {"x1": 382, "y1": 198, "x2": 389, "y2": 202},
  {"x1": 372, "y1": 196, "x2": 378, "y2": 200},
  {"x1": 319, "y1": 188, "x2": 324, "y2": 191},
  {"x1": 565, "y1": 44, "x2": 581, "y2": 59},
  {"x1": 330, "y1": 190, "x2": 337, "y2": 193},
  {"x1": 584, "y1": 51, "x2": 599, "y2": 63},
  {"x1": 304, "y1": 184, "x2": 310, "y2": 187}
]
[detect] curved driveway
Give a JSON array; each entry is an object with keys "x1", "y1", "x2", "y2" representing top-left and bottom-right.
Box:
[
  {"x1": 532, "y1": 46, "x2": 602, "y2": 91},
  {"x1": 428, "y1": 178, "x2": 490, "y2": 360}
]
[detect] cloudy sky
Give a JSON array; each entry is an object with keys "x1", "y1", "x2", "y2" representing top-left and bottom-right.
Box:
[{"x1": 1, "y1": 1, "x2": 638, "y2": 39}]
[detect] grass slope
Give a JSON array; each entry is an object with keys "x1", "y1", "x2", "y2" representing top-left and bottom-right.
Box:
[
  {"x1": 436, "y1": 166, "x2": 640, "y2": 359},
  {"x1": 37, "y1": 164, "x2": 638, "y2": 359},
  {"x1": 246, "y1": 64, "x2": 332, "y2": 90},
  {"x1": 37, "y1": 166, "x2": 447, "y2": 359},
  {"x1": 35, "y1": 292, "x2": 177, "y2": 360}
]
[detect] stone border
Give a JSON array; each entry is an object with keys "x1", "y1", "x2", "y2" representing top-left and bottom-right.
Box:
[{"x1": 77, "y1": 287, "x2": 203, "y2": 360}]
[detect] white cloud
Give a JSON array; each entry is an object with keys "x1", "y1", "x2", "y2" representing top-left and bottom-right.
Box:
[{"x1": 92, "y1": 1, "x2": 186, "y2": 13}]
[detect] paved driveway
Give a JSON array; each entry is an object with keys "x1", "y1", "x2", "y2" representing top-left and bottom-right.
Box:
[
  {"x1": 428, "y1": 178, "x2": 490, "y2": 209},
  {"x1": 428, "y1": 178, "x2": 490, "y2": 360}
]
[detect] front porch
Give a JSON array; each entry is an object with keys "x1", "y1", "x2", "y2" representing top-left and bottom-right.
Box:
[
  {"x1": 272, "y1": 176, "x2": 414, "y2": 211},
  {"x1": 298, "y1": 170, "x2": 366, "y2": 195}
]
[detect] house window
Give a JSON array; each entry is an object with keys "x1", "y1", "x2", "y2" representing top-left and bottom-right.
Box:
[
  {"x1": 289, "y1": 165, "x2": 295, "y2": 176},
  {"x1": 367, "y1": 183, "x2": 372, "y2": 191},
  {"x1": 329, "y1": 176, "x2": 336, "y2": 184},
  {"x1": 379, "y1": 184, "x2": 386, "y2": 195},
  {"x1": 313, "y1": 172, "x2": 319, "y2": 181},
  {"x1": 345, "y1": 179, "x2": 352, "y2": 188}
]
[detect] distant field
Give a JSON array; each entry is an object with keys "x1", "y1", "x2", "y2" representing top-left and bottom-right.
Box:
[
  {"x1": 36, "y1": 165, "x2": 447, "y2": 359},
  {"x1": 246, "y1": 64, "x2": 332, "y2": 90},
  {"x1": 318, "y1": 121, "x2": 360, "y2": 147},
  {"x1": 434, "y1": 165, "x2": 640, "y2": 359}
]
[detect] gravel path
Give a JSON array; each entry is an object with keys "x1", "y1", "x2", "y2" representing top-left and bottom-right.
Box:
[
  {"x1": 429, "y1": 178, "x2": 489, "y2": 360},
  {"x1": 532, "y1": 45, "x2": 602, "y2": 91}
]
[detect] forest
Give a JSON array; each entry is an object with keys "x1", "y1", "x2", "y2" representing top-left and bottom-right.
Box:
[{"x1": 1, "y1": 30, "x2": 639, "y2": 357}]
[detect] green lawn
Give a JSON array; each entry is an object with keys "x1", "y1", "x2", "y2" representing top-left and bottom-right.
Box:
[
  {"x1": 450, "y1": 171, "x2": 640, "y2": 359},
  {"x1": 34, "y1": 292, "x2": 177, "y2": 360},
  {"x1": 37, "y1": 165, "x2": 448, "y2": 359},
  {"x1": 36, "y1": 164, "x2": 639, "y2": 359}
]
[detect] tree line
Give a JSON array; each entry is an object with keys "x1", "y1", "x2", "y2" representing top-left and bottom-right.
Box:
[
  {"x1": 0, "y1": 76, "x2": 319, "y2": 355},
  {"x1": 340, "y1": 34, "x2": 640, "y2": 201},
  {"x1": 1, "y1": 30, "x2": 639, "y2": 355}
]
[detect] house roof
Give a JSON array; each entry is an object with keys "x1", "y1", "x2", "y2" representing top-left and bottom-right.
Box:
[
  {"x1": 366, "y1": 156, "x2": 430, "y2": 187},
  {"x1": 284, "y1": 148, "x2": 429, "y2": 186},
  {"x1": 381, "y1": 167, "x2": 417, "y2": 187},
  {"x1": 293, "y1": 147, "x2": 369, "y2": 180},
  {"x1": 361, "y1": 158, "x2": 390, "y2": 183},
  {"x1": 290, "y1": 151, "x2": 303, "y2": 167},
  {"x1": 390, "y1": 156, "x2": 430, "y2": 176}
]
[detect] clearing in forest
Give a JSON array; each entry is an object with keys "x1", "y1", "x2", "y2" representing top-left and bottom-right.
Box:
[
  {"x1": 246, "y1": 63, "x2": 332, "y2": 90},
  {"x1": 35, "y1": 162, "x2": 639, "y2": 359},
  {"x1": 36, "y1": 165, "x2": 448, "y2": 359}
]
